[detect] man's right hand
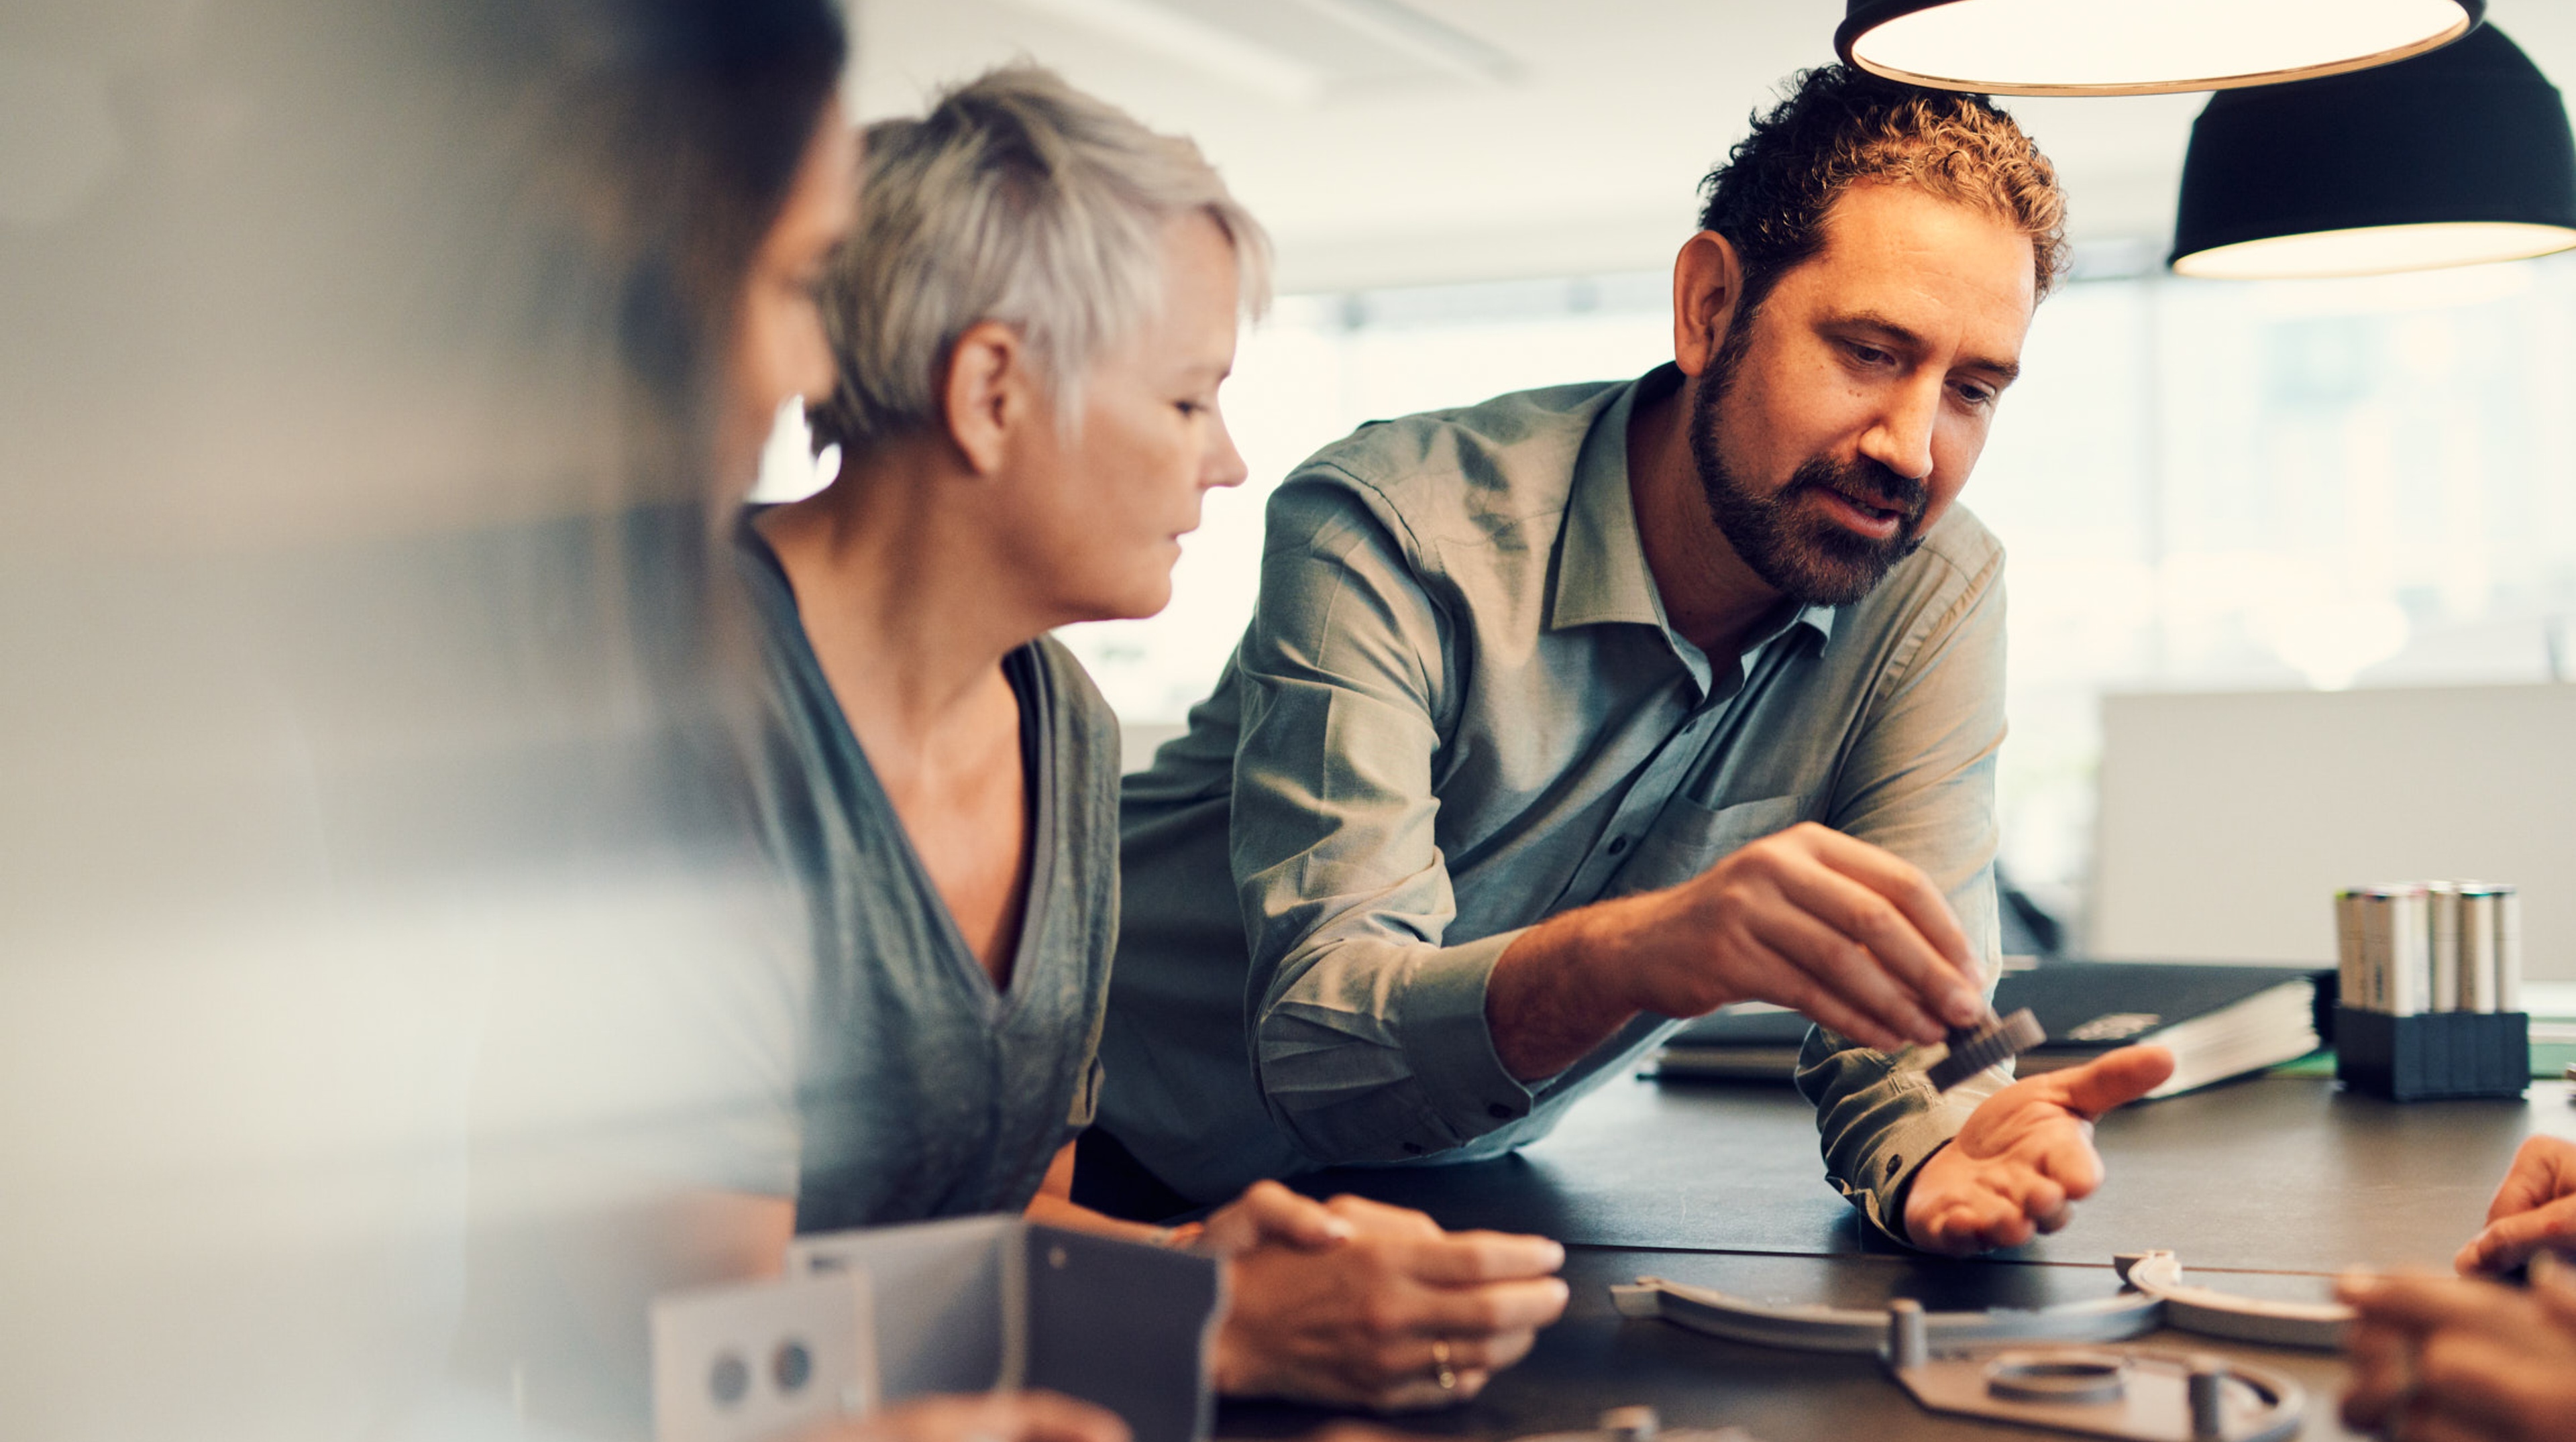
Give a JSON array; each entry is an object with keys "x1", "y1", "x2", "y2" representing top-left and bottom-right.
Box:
[
  {"x1": 816, "y1": 1392, "x2": 1130, "y2": 1442},
  {"x1": 1624, "y1": 822, "x2": 1986, "y2": 1048},
  {"x1": 1209, "y1": 1193, "x2": 1569, "y2": 1412},
  {"x1": 1491, "y1": 822, "x2": 1985, "y2": 1078},
  {"x1": 2457, "y1": 1135, "x2": 2576, "y2": 1277}
]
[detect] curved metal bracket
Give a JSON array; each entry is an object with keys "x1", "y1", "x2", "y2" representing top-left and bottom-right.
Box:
[
  {"x1": 1609, "y1": 1274, "x2": 2163, "y2": 1355},
  {"x1": 1890, "y1": 1345, "x2": 2306, "y2": 1442},
  {"x1": 2113, "y1": 1250, "x2": 2351, "y2": 1351},
  {"x1": 1615, "y1": 1251, "x2": 2353, "y2": 1355}
]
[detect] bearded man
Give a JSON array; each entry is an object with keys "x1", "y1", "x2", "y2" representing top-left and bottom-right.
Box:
[{"x1": 1083, "y1": 65, "x2": 2175, "y2": 1262}]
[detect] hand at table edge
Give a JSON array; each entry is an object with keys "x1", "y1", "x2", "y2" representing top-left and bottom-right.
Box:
[
  {"x1": 2338, "y1": 1258, "x2": 2576, "y2": 1442},
  {"x1": 1210, "y1": 1194, "x2": 1569, "y2": 1413},
  {"x1": 2456, "y1": 1134, "x2": 2576, "y2": 1277}
]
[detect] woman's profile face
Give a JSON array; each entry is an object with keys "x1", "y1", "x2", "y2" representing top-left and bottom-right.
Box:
[
  {"x1": 1010, "y1": 211, "x2": 1249, "y2": 623},
  {"x1": 719, "y1": 103, "x2": 858, "y2": 492}
]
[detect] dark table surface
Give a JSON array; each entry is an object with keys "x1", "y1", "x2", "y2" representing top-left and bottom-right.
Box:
[{"x1": 1219, "y1": 1072, "x2": 2576, "y2": 1441}]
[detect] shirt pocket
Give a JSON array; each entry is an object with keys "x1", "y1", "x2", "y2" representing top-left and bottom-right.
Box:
[{"x1": 1612, "y1": 793, "x2": 1811, "y2": 896}]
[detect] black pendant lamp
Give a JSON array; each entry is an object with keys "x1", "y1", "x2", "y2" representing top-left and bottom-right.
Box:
[
  {"x1": 2169, "y1": 23, "x2": 2576, "y2": 278},
  {"x1": 1837, "y1": 0, "x2": 2481, "y2": 97}
]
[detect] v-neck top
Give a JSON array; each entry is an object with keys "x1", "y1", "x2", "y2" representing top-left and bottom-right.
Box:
[{"x1": 735, "y1": 514, "x2": 1123, "y2": 1231}]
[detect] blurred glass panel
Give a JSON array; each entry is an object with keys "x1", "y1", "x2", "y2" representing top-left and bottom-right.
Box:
[{"x1": 1, "y1": 3, "x2": 811, "y2": 1437}]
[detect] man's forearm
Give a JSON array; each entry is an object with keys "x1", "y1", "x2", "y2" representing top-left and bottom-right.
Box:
[{"x1": 1484, "y1": 894, "x2": 1656, "y2": 1080}]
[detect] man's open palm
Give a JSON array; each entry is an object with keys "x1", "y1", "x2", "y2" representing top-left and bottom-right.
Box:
[{"x1": 1903, "y1": 1045, "x2": 2174, "y2": 1256}]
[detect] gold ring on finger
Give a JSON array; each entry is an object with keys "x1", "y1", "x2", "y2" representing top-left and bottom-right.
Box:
[{"x1": 1430, "y1": 1338, "x2": 1458, "y2": 1393}]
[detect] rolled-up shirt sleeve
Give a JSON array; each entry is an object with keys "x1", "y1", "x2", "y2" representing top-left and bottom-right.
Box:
[
  {"x1": 1229, "y1": 471, "x2": 1538, "y2": 1163},
  {"x1": 1796, "y1": 536, "x2": 2010, "y2": 1243}
]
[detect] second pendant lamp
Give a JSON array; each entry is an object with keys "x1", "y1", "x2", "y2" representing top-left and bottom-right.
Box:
[{"x1": 2168, "y1": 23, "x2": 2576, "y2": 278}]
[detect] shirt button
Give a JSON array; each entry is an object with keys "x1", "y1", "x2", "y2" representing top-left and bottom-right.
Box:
[
  {"x1": 1488, "y1": 1103, "x2": 1514, "y2": 1119},
  {"x1": 1886, "y1": 1155, "x2": 1904, "y2": 1178},
  {"x1": 1607, "y1": 836, "x2": 1629, "y2": 855}
]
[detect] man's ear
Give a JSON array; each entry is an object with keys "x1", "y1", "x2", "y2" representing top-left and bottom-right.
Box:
[
  {"x1": 1672, "y1": 231, "x2": 1745, "y2": 379},
  {"x1": 941, "y1": 319, "x2": 1028, "y2": 476}
]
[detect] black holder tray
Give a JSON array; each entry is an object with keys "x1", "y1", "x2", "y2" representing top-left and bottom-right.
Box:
[{"x1": 2334, "y1": 1005, "x2": 2530, "y2": 1101}]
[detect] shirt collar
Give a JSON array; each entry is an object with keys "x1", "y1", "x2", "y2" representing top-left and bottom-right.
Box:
[
  {"x1": 1550, "y1": 364, "x2": 1839, "y2": 651},
  {"x1": 1746, "y1": 595, "x2": 1839, "y2": 652}
]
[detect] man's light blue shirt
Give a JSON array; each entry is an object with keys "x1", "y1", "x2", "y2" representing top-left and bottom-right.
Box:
[{"x1": 1098, "y1": 365, "x2": 2008, "y2": 1237}]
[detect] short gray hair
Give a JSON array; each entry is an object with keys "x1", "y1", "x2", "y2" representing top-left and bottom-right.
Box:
[{"x1": 813, "y1": 64, "x2": 1273, "y2": 453}]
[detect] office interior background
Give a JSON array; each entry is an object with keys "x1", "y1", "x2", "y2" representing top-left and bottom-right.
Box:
[
  {"x1": 7, "y1": 4, "x2": 2574, "y2": 1438},
  {"x1": 750, "y1": 0, "x2": 2576, "y2": 970}
]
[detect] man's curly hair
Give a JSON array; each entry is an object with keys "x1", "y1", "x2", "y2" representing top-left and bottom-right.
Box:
[{"x1": 1698, "y1": 65, "x2": 2068, "y2": 318}]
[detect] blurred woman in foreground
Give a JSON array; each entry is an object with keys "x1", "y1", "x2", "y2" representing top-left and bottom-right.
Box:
[{"x1": 453, "y1": 11, "x2": 1121, "y2": 1441}]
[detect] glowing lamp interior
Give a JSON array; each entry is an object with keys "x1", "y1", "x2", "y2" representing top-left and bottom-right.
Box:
[
  {"x1": 1849, "y1": 0, "x2": 2473, "y2": 96},
  {"x1": 2173, "y1": 221, "x2": 2576, "y2": 279}
]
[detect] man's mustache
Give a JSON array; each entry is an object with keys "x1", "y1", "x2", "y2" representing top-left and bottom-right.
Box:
[{"x1": 1780, "y1": 456, "x2": 1928, "y2": 529}]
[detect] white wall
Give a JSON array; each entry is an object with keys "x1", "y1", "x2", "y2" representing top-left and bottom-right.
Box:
[
  {"x1": 853, "y1": 0, "x2": 2576, "y2": 294},
  {"x1": 2093, "y1": 685, "x2": 2576, "y2": 976}
]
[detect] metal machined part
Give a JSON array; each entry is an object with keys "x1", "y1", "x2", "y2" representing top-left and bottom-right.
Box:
[
  {"x1": 1887, "y1": 1298, "x2": 1928, "y2": 1370},
  {"x1": 2188, "y1": 1357, "x2": 2227, "y2": 1439},
  {"x1": 1926, "y1": 1007, "x2": 2047, "y2": 1091},
  {"x1": 1887, "y1": 1343, "x2": 2303, "y2": 1442},
  {"x1": 2113, "y1": 1251, "x2": 2351, "y2": 1350},
  {"x1": 1609, "y1": 1274, "x2": 2162, "y2": 1354},
  {"x1": 1983, "y1": 1351, "x2": 2130, "y2": 1404},
  {"x1": 1614, "y1": 1250, "x2": 2347, "y2": 1360},
  {"x1": 1506, "y1": 1408, "x2": 1768, "y2": 1442},
  {"x1": 1612, "y1": 1264, "x2": 2314, "y2": 1439}
]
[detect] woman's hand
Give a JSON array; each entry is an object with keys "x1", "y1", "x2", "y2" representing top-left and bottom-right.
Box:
[{"x1": 1205, "y1": 1190, "x2": 1568, "y2": 1412}]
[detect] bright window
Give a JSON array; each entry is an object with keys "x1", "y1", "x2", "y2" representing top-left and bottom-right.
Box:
[{"x1": 1046, "y1": 252, "x2": 2576, "y2": 934}]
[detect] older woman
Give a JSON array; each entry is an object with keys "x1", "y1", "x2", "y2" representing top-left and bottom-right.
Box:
[{"x1": 751, "y1": 66, "x2": 1569, "y2": 1411}]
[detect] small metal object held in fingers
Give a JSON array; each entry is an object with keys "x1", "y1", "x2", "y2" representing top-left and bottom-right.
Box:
[
  {"x1": 1431, "y1": 1338, "x2": 1457, "y2": 1393},
  {"x1": 1926, "y1": 1007, "x2": 2047, "y2": 1091}
]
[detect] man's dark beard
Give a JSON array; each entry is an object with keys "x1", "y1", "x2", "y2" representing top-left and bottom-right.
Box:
[{"x1": 1687, "y1": 337, "x2": 1930, "y2": 608}]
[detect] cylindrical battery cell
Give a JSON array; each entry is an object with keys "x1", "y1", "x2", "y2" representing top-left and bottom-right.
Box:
[
  {"x1": 2428, "y1": 883, "x2": 2462, "y2": 1012},
  {"x1": 2459, "y1": 885, "x2": 2504, "y2": 1013},
  {"x1": 2498, "y1": 886, "x2": 2523, "y2": 1013},
  {"x1": 2334, "y1": 889, "x2": 2367, "y2": 1013},
  {"x1": 2361, "y1": 886, "x2": 2430, "y2": 1015}
]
